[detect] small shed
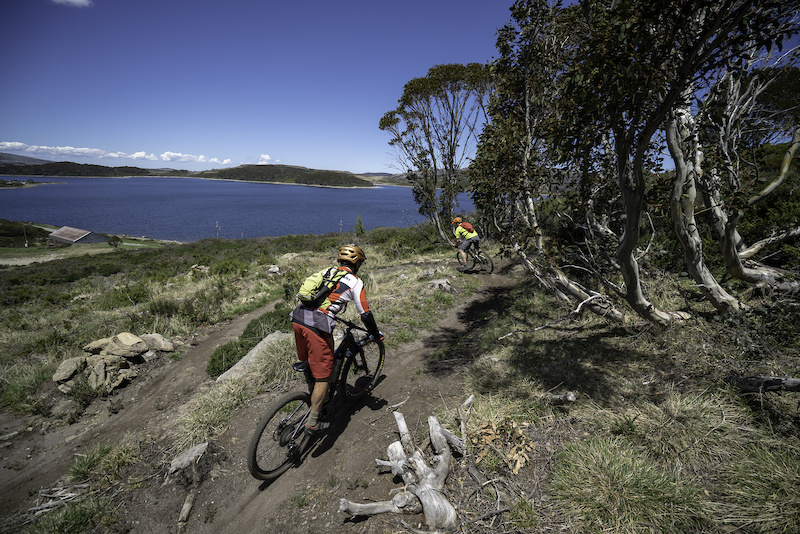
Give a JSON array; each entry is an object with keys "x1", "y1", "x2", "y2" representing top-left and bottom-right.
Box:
[{"x1": 48, "y1": 226, "x2": 107, "y2": 245}]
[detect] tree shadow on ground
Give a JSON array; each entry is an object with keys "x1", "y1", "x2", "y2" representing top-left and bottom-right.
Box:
[{"x1": 418, "y1": 268, "x2": 696, "y2": 407}]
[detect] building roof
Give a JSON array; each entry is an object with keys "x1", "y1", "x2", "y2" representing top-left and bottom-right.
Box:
[{"x1": 49, "y1": 226, "x2": 92, "y2": 242}]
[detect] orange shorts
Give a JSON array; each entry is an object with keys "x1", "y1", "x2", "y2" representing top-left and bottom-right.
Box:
[{"x1": 292, "y1": 322, "x2": 334, "y2": 380}]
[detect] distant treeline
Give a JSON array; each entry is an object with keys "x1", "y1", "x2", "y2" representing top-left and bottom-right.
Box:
[{"x1": 0, "y1": 161, "x2": 374, "y2": 188}]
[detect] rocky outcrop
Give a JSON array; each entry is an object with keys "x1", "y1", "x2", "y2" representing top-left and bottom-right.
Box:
[{"x1": 53, "y1": 332, "x2": 175, "y2": 394}]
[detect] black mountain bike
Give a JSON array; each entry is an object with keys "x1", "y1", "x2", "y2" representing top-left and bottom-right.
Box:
[
  {"x1": 456, "y1": 243, "x2": 494, "y2": 274},
  {"x1": 247, "y1": 316, "x2": 385, "y2": 482}
]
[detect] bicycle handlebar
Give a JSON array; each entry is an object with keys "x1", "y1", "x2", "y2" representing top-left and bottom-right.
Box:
[{"x1": 332, "y1": 314, "x2": 365, "y2": 331}]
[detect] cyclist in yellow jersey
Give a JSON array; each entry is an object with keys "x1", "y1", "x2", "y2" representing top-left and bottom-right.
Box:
[{"x1": 452, "y1": 217, "x2": 480, "y2": 271}]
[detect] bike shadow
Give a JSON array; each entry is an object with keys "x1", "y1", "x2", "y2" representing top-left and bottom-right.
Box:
[{"x1": 310, "y1": 382, "x2": 389, "y2": 458}]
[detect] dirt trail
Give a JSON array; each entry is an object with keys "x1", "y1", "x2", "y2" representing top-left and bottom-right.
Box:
[{"x1": 1, "y1": 264, "x2": 516, "y2": 533}]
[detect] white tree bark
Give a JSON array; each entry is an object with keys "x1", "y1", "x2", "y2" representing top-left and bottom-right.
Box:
[
  {"x1": 339, "y1": 413, "x2": 459, "y2": 531},
  {"x1": 665, "y1": 102, "x2": 741, "y2": 313}
]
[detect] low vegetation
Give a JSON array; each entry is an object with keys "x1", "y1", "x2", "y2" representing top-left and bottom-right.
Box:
[{"x1": 2, "y1": 220, "x2": 799, "y2": 533}]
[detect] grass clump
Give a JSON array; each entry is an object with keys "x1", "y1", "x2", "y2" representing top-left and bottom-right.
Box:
[
  {"x1": 713, "y1": 444, "x2": 800, "y2": 533},
  {"x1": 22, "y1": 497, "x2": 116, "y2": 534},
  {"x1": 69, "y1": 442, "x2": 138, "y2": 484},
  {"x1": 551, "y1": 437, "x2": 711, "y2": 533}
]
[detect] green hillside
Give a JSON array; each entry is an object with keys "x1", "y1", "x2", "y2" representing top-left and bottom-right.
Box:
[
  {"x1": 194, "y1": 164, "x2": 373, "y2": 187},
  {"x1": 0, "y1": 161, "x2": 374, "y2": 188}
]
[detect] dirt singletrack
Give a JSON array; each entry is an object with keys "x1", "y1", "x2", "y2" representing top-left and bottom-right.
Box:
[{"x1": 0, "y1": 262, "x2": 517, "y2": 534}]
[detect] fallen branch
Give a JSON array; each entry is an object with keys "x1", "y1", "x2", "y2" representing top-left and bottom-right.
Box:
[
  {"x1": 340, "y1": 412, "x2": 460, "y2": 531},
  {"x1": 738, "y1": 376, "x2": 800, "y2": 394}
]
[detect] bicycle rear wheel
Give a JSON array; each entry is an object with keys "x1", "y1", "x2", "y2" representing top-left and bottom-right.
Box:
[
  {"x1": 247, "y1": 391, "x2": 311, "y2": 481},
  {"x1": 476, "y1": 252, "x2": 494, "y2": 274},
  {"x1": 340, "y1": 338, "x2": 385, "y2": 401}
]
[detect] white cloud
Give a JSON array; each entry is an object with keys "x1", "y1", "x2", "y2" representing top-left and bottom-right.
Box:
[
  {"x1": 51, "y1": 0, "x2": 93, "y2": 7},
  {"x1": 257, "y1": 154, "x2": 273, "y2": 165},
  {"x1": 0, "y1": 141, "x2": 228, "y2": 167}
]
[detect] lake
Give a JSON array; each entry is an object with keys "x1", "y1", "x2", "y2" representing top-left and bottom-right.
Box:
[{"x1": 0, "y1": 176, "x2": 473, "y2": 242}]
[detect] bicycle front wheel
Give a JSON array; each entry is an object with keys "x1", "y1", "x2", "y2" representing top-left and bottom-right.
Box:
[
  {"x1": 340, "y1": 339, "x2": 385, "y2": 401},
  {"x1": 247, "y1": 391, "x2": 311, "y2": 481}
]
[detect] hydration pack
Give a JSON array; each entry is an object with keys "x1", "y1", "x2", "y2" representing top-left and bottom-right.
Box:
[
  {"x1": 460, "y1": 222, "x2": 475, "y2": 233},
  {"x1": 297, "y1": 267, "x2": 346, "y2": 308}
]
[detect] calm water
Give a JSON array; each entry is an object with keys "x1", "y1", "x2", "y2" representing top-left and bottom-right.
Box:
[{"x1": 0, "y1": 176, "x2": 472, "y2": 242}]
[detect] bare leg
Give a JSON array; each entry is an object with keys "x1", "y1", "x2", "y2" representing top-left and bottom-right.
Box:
[{"x1": 310, "y1": 379, "x2": 329, "y2": 415}]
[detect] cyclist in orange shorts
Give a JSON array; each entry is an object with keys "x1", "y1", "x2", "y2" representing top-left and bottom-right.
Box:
[{"x1": 290, "y1": 244, "x2": 383, "y2": 433}]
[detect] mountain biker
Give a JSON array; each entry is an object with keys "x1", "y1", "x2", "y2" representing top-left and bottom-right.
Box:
[
  {"x1": 452, "y1": 217, "x2": 480, "y2": 271},
  {"x1": 290, "y1": 244, "x2": 383, "y2": 434}
]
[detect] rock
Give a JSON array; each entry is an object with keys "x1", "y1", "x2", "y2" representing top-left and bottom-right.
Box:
[
  {"x1": 52, "y1": 356, "x2": 87, "y2": 383},
  {"x1": 100, "y1": 333, "x2": 148, "y2": 359},
  {"x1": 140, "y1": 333, "x2": 174, "y2": 352},
  {"x1": 268, "y1": 265, "x2": 280, "y2": 274},
  {"x1": 57, "y1": 380, "x2": 76, "y2": 394},
  {"x1": 169, "y1": 442, "x2": 209, "y2": 475},
  {"x1": 87, "y1": 360, "x2": 106, "y2": 391},
  {"x1": 417, "y1": 270, "x2": 435, "y2": 281},
  {"x1": 216, "y1": 331, "x2": 292, "y2": 382},
  {"x1": 86, "y1": 355, "x2": 131, "y2": 392},
  {"x1": 83, "y1": 337, "x2": 114, "y2": 354},
  {"x1": 428, "y1": 279, "x2": 453, "y2": 291}
]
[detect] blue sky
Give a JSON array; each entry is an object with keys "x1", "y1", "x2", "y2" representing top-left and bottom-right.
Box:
[{"x1": 1, "y1": 0, "x2": 513, "y2": 173}]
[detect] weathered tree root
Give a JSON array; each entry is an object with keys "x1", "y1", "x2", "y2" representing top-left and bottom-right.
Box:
[{"x1": 339, "y1": 411, "x2": 463, "y2": 531}]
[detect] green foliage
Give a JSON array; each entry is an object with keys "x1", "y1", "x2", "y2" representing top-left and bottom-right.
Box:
[
  {"x1": 354, "y1": 214, "x2": 365, "y2": 236},
  {"x1": 551, "y1": 437, "x2": 710, "y2": 532},
  {"x1": 381, "y1": 63, "x2": 491, "y2": 237},
  {"x1": 0, "y1": 219, "x2": 51, "y2": 248},
  {"x1": 194, "y1": 164, "x2": 373, "y2": 187},
  {"x1": 23, "y1": 497, "x2": 116, "y2": 534},
  {"x1": 206, "y1": 304, "x2": 291, "y2": 377}
]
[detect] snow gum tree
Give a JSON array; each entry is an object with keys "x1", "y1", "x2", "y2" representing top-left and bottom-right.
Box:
[
  {"x1": 379, "y1": 63, "x2": 491, "y2": 242},
  {"x1": 471, "y1": 0, "x2": 625, "y2": 322},
  {"x1": 555, "y1": 0, "x2": 800, "y2": 325}
]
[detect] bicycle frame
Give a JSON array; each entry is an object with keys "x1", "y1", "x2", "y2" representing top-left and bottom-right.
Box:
[{"x1": 248, "y1": 315, "x2": 385, "y2": 481}]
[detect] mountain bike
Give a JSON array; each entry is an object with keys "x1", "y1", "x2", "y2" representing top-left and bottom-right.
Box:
[
  {"x1": 456, "y1": 242, "x2": 494, "y2": 274},
  {"x1": 247, "y1": 315, "x2": 385, "y2": 482}
]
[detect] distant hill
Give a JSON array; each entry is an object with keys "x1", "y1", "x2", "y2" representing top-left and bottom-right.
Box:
[
  {"x1": 0, "y1": 152, "x2": 54, "y2": 166},
  {"x1": 193, "y1": 164, "x2": 373, "y2": 187},
  {"x1": 0, "y1": 157, "x2": 375, "y2": 187},
  {"x1": 0, "y1": 160, "x2": 189, "y2": 178}
]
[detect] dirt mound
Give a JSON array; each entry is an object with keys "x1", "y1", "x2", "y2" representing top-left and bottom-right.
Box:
[{"x1": 0, "y1": 266, "x2": 516, "y2": 533}]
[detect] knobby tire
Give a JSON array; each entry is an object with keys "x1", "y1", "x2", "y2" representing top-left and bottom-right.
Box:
[
  {"x1": 247, "y1": 391, "x2": 311, "y2": 481},
  {"x1": 340, "y1": 338, "x2": 385, "y2": 401}
]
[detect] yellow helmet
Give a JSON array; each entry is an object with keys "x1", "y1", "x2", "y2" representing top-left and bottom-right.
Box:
[
  {"x1": 337, "y1": 244, "x2": 366, "y2": 266},
  {"x1": 452, "y1": 217, "x2": 462, "y2": 224}
]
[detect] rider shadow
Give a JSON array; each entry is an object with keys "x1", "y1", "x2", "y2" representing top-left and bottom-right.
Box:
[{"x1": 310, "y1": 375, "x2": 388, "y2": 458}]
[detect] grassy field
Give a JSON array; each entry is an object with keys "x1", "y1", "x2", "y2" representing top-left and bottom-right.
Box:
[{"x1": 2, "y1": 222, "x2": 799, "y2": 533}]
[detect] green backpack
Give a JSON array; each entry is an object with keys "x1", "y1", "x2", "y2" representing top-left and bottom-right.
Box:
[{"x1": 296, "y1": 267, "x2": 347, "y2": 308}]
